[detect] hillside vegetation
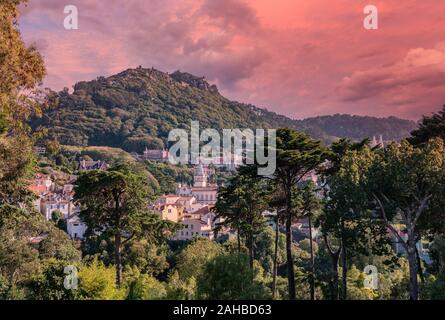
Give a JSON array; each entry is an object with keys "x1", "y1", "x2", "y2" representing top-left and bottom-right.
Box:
[{"x1": 31, "y1": 67, "x2": 417, "y2": 152}]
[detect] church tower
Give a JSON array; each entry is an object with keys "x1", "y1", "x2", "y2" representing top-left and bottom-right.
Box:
[{"x1": 193, "y1": 164, "x2": 207, "y2": 187}]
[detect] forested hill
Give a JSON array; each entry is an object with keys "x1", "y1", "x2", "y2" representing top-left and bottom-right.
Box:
[
  {"x1": 31, "y1": 67, "x2": 417, "y2": 152},
  {"x1": 298, "y1": 114, "x2": 417, "y2": 144}
]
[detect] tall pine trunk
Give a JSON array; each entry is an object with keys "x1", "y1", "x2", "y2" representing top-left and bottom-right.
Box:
[
  {"x1": 272, "y1": 217, "x2": 279, "y2": 299},
  {"x1": 415, "y1": 242, "x2": 425, "y2": 284},
  {"x1": 407, "y1": 231, "x2": 419, "y2": 300},
  {"x1": 341, "y1": 242, "x2": 347, "y2": 300},
  {"x1": 114, "y1": 233, "x2": 122, "y2": 288},
  {"x1": 324, "y1": 234, "x2": 340, "y2": 300},
  {"x1": 248, "y1": 233, "x2": 254, "y2": 272},
  {"x1": 308, "y1": 217, "x2": 315, "y2": 300},
  {"x1": 331, "y1": 254, "x2": 340, "y2": 300},
  {"x1": 237, "y1": 229, "x2": 241, "y2": 254},
  {"x1": 285, "y1": 208, "x2": 296, "y2": 300}
]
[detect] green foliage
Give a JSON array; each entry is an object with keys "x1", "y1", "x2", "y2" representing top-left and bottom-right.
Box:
[
  {"x1": 369, "y1": 138, "x2": 445, "y2": 233},
  {"x1": 303, "y1": 115, "x2": 415, "y2": 144},
  {"x1": 127, "y1": 274, "x2": 167, "y2": 300},
  {"x1": 1, "y1": 0, "x2": 443, "y2": 301},
  {"x1": 30, "y1": 68, "x2": 415, "y2": 150},
  {"x1": 376, "y1": 258, "x2": 410, "y2": 300},
  {"x1": 253, "y1": 227, "x2": 287, "y2": 276},
  {"x1": 0, "y1": 0, "x2": 46, "y2": 126},
  {"x1": 409, "y1": 105, "x2": 445, "y2": 145},
  {"x1": 77, "y1": 259, "x2": 126, "y2": 300},
  {"x1": 26, "y1": 259, "x2": 79, "y2": 300},
  {"x1": 321, "y1": 146, "x2": 389, "y2": 255},
  {"x1": 62, "y1": 145, "x2": 137, "y2": 164},
  {"x1": 75, "y1": 163, "x2": 158, "y2": 241},
  {"x1": 75, "y1": 163, "x2": 159, "y2": 286},
  {"x1": 51, "y1": 209, "x2": 67, "y2": 231},
  {"x1": 0, "y1": 206, "x2": 80, "y2": 298},
  {"x1": 214, "y1": 171, "x2": 270, "y2": 266},
  {"x1": 367, "y1": 138, "x2": 445, "y2": 300},
  {"x1": 266, "y1": 128, "x2": 327, "y2": 300},
  {"x1": 197, "y1": 253, "x2": 270, "y2": 300},
  {"x1": 175, "y1": 238, "x2": 225, "y2": 281},
  {"x1": 122, "y1": 240, "x2": 169, "y2": 276},
  {"x1": 0, "y1": 134, "x2": 36, "y2": 205},
  {"x1": 422, "y1": 273, "x2": 445, "y2": 300},
  {"x1": 143, "y1": 160, "x2": 193, "y2": 194},
  {"x1": 345, "y1": 265, "x2": 376, "y2": 300},
  {"x1": 165, "y1": 270, "x2": 196, "y2": 300}
]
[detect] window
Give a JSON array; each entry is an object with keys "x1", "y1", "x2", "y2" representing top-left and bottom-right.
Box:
[{"x1": 191, "y1": 225, "x2": 194, "y2": 230}]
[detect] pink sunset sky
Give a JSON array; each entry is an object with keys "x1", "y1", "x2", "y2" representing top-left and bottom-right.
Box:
[{"x1": 19, "y1": 0, "x2": 445, "y2": 120}]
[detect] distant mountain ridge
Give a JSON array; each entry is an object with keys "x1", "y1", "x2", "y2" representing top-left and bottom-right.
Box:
[
  {"x1": 298, "y1": 114, "x2": 416, "y2": 144},
  {"x1": 31, "y1": 67, "x2": 417, "y2": 152}
]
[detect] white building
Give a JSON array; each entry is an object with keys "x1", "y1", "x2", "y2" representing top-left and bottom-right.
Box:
[
  {"x1": 40, "y1": 194, "x2": 74, "y2": 220},
  {"x1": 67, "y1": 215, "x2": 87, "y2": 240}
]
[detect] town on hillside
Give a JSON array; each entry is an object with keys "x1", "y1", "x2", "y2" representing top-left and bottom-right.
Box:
[{"x1": 28, "y1": 143, "x2": 431, "y2": 266}]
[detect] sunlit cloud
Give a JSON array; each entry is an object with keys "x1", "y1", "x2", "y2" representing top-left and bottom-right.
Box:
[{"x1": 19, "y1": 0, "x2": 445, "y2": 120}]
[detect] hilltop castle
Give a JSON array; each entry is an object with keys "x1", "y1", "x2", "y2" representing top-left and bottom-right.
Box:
[{"x1": 370, "y1": 135, "x2": 384, "y2": 148}]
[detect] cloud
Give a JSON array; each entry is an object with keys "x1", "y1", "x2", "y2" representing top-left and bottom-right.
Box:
[
  {"x1": 338, "y1": 43, "x2": 445, "y2": 118},
  {"x1": 18, "y1": 0, "x2": 445, "y2": 120},
  {"x1": 199, "y1": 0, "x2": 260, "y2": 33}
]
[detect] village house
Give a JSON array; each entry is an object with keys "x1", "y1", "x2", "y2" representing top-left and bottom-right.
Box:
[
  {"x1": 40, "y1": 193, "x2": 75, "y2": 221},
  {"x1": 142, "y1": 148, "x2": 170, "y2": 162},
  {"x1": 389, "y1": 227, "x2": 431, "y2": 264},
  {"x1": 154, "y1": 203, "x2": 184, "y2": 222},
  {"x1": 78, "y1": 159, "x2": 110, "y2": 171},
  {"x1": 262, "y1": 210, "x2": 278, "y2": 230},
  {"x1": 152, "y1": 190, "x2": 218, "y2": 241},
  {"x1": 26, "y1": 171, "x2": 86, "y2": 240},
  {"x1": 33, "y1": 146, "x2": 47, "y2": 155},
  {"x1": 174, "y1": 215, "x2": 214, "y2": 241},
  {"x1": 67, "y1": 214, "x2": 87, "y2": 240},
  {"x1": 28, "y1": 173, "x2": 54, "y2": 195},
  {"x1": 293, "y1": 217, "x2": 319, "y2": 240},
  {"x1": 155, "y1": 194, "x2": 180, "y2": 205},
  {"x1": 174, "y1": 196, "x2": 205, "y2": 213}
]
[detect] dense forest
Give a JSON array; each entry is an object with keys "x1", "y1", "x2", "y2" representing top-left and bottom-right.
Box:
[{"x1": 30, "y1": 68, "x2": 416, "y2": 152}]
